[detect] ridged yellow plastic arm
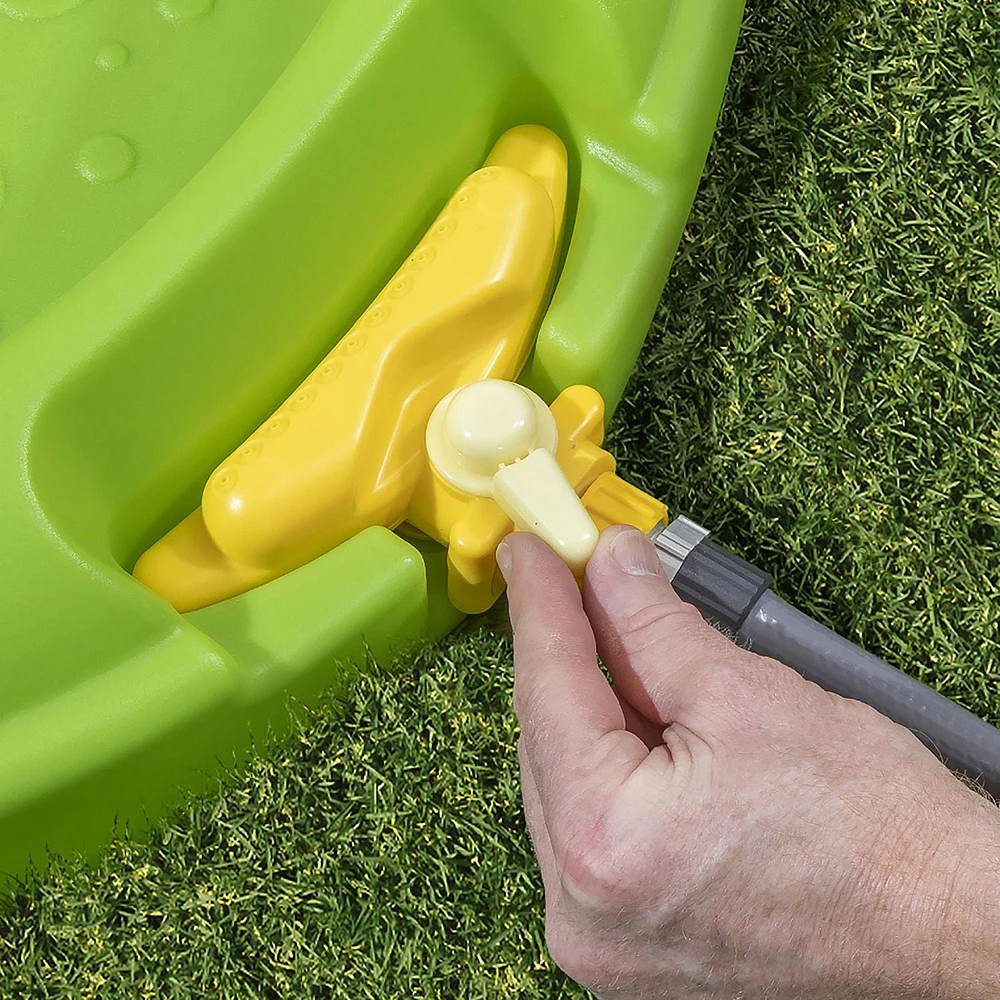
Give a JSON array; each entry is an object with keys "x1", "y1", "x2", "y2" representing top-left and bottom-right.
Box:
[{"x1": 135, "y1": 126, "x2": 567, "y2": 611}]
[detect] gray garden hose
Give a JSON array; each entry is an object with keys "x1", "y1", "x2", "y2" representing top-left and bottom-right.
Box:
[{"x1": 651, "y1": 517, "x2": 1000, "y2": 800}]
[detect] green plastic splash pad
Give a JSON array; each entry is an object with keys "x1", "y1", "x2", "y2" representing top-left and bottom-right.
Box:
[{"x1": 0, "y1": 0, "x2": 743, "y2": 879}]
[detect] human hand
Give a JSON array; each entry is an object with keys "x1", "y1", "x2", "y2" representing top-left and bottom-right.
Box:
[{"x1": 499, "y1": 525, "x2": 1000, "y2": 999}]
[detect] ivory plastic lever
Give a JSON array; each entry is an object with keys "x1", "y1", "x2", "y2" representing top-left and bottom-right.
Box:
[{"x1": 425, "y1": 379, "x2": 600, "y2": 574}]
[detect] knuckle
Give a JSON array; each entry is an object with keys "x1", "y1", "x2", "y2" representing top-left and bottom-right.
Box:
[
  {"x1": 554, "y1": 814, "x2": 640, "y2": 912},
  {"x1": 545, "y1": 921, "x2": 607, "y2": 988},
  {"x1": 557, "y1": 819, "x2": 615, "y2": 902},
  {"x1": 619, "y1": 600, "x2": 705, "y2": 655}
]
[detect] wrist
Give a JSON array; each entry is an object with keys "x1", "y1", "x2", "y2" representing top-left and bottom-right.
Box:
[
  {"x1": 828, "y1": 788, "x2": 1000, "y2": 999},
  {"x1": 867, "y1": 791, "x2": 1000, "y2": 999},
  {"x1": 926, "y1": 800, "x2": 1000, "y2": 999}
]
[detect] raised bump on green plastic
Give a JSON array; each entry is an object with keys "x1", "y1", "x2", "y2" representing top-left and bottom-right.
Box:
[{"x1": 0, "y1": 0, "x2": 744, "y2": 879}]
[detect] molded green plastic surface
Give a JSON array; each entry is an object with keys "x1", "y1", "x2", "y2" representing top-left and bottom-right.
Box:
[{"x1": 0, "y1": 0, "x2": 743, "y2": 878}]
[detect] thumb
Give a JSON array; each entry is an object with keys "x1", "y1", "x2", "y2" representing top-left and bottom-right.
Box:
[{"x1": 582, "y1": 525, "x2": 750, "y2": 729}]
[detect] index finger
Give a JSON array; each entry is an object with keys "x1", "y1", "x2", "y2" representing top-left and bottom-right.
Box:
[{"x1": 501, "y1": 533, "x2": 648, "y2": 819}]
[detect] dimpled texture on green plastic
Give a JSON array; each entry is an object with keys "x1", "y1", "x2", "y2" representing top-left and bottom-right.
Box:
[{"x1": 0, "y1": 0, "x2": 743, "y2": 879}]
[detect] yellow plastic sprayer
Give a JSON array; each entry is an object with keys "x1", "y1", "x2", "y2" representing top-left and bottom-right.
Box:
[{"x1": 136, "y1": 126, "x2": 665, "y2": 614}]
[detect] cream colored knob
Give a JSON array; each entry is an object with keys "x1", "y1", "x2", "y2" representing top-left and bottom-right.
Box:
[
  {"x1": 445, "y1": 379, "x2": 537, "y2": 468},
  {"x1": 426, "y1": 379, "x2": 599, "y2": 574},
  {"x1": 426, "y1": 380, "x2": 558, "y2": 496}
]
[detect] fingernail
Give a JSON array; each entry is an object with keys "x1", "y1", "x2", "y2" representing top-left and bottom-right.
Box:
[
  {"x1": 496, "y1": 540, "x2": 513, "y2": 581},
  {"x1": 611, "y1": 528, "x2": 663, "y2": 577}
]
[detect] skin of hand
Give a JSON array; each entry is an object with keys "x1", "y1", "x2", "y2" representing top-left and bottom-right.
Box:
[{"x1": 497, "y1": 525, "x2": 1000, "y2": 1000}]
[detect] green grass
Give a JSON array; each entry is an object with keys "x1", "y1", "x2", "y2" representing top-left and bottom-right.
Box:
[{"x1": 2, "y1": 0, "x2": 999, "y2": 995}]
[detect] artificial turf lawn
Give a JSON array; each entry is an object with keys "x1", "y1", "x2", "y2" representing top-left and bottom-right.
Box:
[{"x1": 2, "y1": 0, "x2": 998, "y2": 994}]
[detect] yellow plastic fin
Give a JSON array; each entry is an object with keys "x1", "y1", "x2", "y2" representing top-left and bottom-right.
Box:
[{"x1": 135, "y1": 125, "x2": 568, "y2": 612}]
